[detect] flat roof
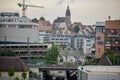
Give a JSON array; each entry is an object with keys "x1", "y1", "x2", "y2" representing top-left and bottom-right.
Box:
[
  {"x1": 78, "y1": 66, "x2": 120, "y2": 73},
  {"x1": 89, "y1": 71, "x2": 120, "y2": 74}
]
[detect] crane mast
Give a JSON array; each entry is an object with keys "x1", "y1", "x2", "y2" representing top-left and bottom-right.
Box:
[{"x1": 18, "y1": 0, "x2": 44, "y2": 17}]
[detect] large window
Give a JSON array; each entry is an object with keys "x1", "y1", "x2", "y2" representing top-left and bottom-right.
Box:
[{"x1": 98, "y1": 41, "x2": 103, "y2": 45}]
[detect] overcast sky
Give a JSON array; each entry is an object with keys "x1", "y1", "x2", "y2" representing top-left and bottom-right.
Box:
[{"x1": 0, "y1": 0, "x2": 120, "y2": 25}]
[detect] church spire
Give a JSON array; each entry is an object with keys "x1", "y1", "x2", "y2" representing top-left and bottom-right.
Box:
[{"x1": 65, "y1": 4, "x2": 71, "y2": 17}]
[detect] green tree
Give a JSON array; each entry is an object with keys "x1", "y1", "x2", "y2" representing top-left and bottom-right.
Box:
[
  {"x1": 45, "y1": 43, "x2": 58, "y2": 64},
  {"x1": 22, "y1": 71, "x2": 27, "y2": 80},
  {"x1": 84, "y1": 61, "x2": 95, "y2": 65},
  {"x1": 8, "y1": 68, "x2": 14, "y2": 80},
  {"x1": 14, "y1": 77, "x2": 19, "y2": 80},
  {"x1": 32, "y1": 18, "x2": 38, "y2": 23},
  {"x1": 0, "y1": 49, "x2": 15, "y2": 56},
  {"x1": 29, "y1": 71, "x2": 37, "y2": 79},
  {"x1": 105, "y1": 50, "x2": 120, "y2": 65},
  {"x1": 39, "y1": 17, "x2": 45, "y2": 20},
  {"x1": 73, "y1": 25, "x2": 80, "y2": 33}
]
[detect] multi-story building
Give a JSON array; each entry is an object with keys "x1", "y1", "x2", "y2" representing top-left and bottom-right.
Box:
[
  {"x1": 38, "y1": 18, "x2": 52, "y2": 32},
  {"x1": 39, "y1": 32, "x2": 95, "y2": 55},
  {"x1": 83, "y1": 39, "x2": 93, "y2": 55},
  {"x1": 105, "y1": 20, "x2": 120, "y2": 55},
  {"x1": 0, "y1": 12, "x2": 52, "y2": 57},
  {"x1": 95, "y1": 22, "x2": 105, "y2": 58},
  {"x1": 0, "y1": 12, "x2": 39, "y2": 43},
  {"x1": 0, "y1": 43, "x2": 51, "y2": 57},
  {"x1": 78, "y1": 66, "x2": 120, "y2": 80},
  {"x1": 39, "y1": 31, "x2": 51, "y2": 43}
]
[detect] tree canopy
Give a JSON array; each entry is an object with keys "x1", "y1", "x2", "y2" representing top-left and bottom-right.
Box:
[
  {"x1": 105, "y1": 50, "x2": 120, "y2": 65},
  {"x1": 22, "y1": 71, "x2": 27, "y2": 79},
  {"x1": 31, "y1": 18, "x2": 38, "y2": 23},
  {"x1": 39, "y1": 17, "x2": 45, "y2": 20},
  {"x1": 8, "y1": 68, "x2": 14, "y2": 78},
  {"x1": 45, "y1": 43, "x2": 58, "y2": 64},
  {"x1": 73, "y1": 25, "x2": 80, "y2": 33},
  {"x1": 0, "y1": 49, "x2": 15, "y2": 56}
]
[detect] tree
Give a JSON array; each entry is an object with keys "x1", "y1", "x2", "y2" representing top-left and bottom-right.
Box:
[
  {"x1": 45, "y1": 43, "x2": 58, "y2": 64},
  {"x1": 22, "y1": 71, "x2": 27, "y2": 80},
  {"x1": 32, "y1": 18, "x2": 38, "y2": 23},
  {"x1": 73, "y1": 25, "x2": 80, "y2": 33},
  {"x1": 14, "y1": 77, "x2": 19, "y2": 80},
  {"x1": 39, "y1": 17, "x2": 45, "y2": 20},
  {"x1": 0, "y1": 49, "x2": 15, "y2": 56},
  {"x1": 105, "y1": 50, "x2": 120, "y2": 65},
  {"x1": 29, "y1": 71, "x2": 37, "y2": 79},
  {"x1": 8, "y1": 68, "x2": 14, "y2": 80}
]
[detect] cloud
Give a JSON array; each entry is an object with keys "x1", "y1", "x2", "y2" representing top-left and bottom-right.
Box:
[
  {"x1": 56, "y1": 0, "x2": 76, "y2": 5},
  {"x1": 57, "y1": 0, "x2": 64, "y2": 5}
]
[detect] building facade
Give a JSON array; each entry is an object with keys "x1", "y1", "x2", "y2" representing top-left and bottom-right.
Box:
[
  {"x1": 0, "y1": 12, "x2": 39, "y2": 43},
  {"x1": 78, "y1": 66, "x2": 120, "y2": 80},
  {"x1": 105, "y1": 20, "x2": 120, "y2": 55},
  {"x1": 95, "y1": 22, "x2": 105, "y2": 58},
  {"x1": 38, "y1": 19, "x2": 52, "y2": 32},
  {"x1": 39, "y1": 32, "x2": 95, "y2": 55},
  {"x1": 0, "y1": 57, "x2": 29, "y2": 80},
  {"x1": 0, "y1": 43, "x2": 51, "y2": 57}
]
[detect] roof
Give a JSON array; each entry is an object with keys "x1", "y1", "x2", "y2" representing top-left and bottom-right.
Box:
[
  {"x1": 97, "y1": 55, "x2": 112, "y2": 65},
  {"x1": 0, "y1": 57, "x2": 29, "y2": 71},
  {"x1": 53, "y1": 17, "x2": 65, "y2": 23},
  {"x1": 78, "y1": 66, "x2": 120, "y2": 73}
]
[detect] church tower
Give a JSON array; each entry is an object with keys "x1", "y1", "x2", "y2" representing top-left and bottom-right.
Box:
[{"x1": 65, "y1": 5, "x2": 71, "y2": 24}]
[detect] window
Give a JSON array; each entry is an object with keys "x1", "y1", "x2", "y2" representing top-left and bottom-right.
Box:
[
  {"x1": 87, "y1": 40, "x2": 91, "y2": 42},
  {"x1": 98, "y1": 41, "x2": 103, "y2": 45},
  {"x1": 86, "y1": 44, "x2": 91, "y2": 46},
  {"x1": 96, "y1": 36, "x2": 100, "y2": 40}
]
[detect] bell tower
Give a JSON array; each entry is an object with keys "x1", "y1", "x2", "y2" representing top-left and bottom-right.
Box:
[{"x1": 65, "y1": 5, "x2": 71, "y2": 24}]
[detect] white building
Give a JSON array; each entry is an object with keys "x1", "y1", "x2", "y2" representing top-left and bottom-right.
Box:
[
  {"x1": 83, "y1": 39, "x2": 93, "y2": 55},
  {"x1": 0, "y1": 57, "x2": 30, "y2": 80},
  {"x1": 78, "y1": 66, "x2": 120, "y2": 80},
  {"x1": 0, "y1": 12, "x2": 39, "y2": 43},
  {"x1": 39, "y1": 32, "x2": 95, "y2": 54}
]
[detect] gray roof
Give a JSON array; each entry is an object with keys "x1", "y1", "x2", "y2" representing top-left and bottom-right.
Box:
[
  {"x1": 97, "y1": 55, "x2": 112, "y2": 65},
  {"x1": 0, "y1": 57, "x2": 29, "y2": 71}
]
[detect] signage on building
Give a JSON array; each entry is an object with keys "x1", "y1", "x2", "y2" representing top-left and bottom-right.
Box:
[
  {"x1": 107, "y1": 34, "x2": 119, "y2": 37},
  {"x1": 105, "y1": 44, "x2": 111, "y2": 46},
  {"x1": 109, "y1": 29, "x2": 116, "y2": 34}
]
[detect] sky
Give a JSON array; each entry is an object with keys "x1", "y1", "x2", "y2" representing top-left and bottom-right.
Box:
[{"x1": 0, "y1": 0, "x2": 120, "y2": 25}]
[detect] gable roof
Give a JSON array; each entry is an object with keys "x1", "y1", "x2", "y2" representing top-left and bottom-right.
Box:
[
  {"x1": 0, "y1": 57, "x2": 29, "y2": 71},
  {"x1": 97, "y1": 55, "x2": 112, "y2": 65}
]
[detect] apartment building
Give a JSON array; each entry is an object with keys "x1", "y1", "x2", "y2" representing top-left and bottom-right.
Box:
[
  {"x1": 105, "y1": 20, "x2": 120, "y2": 55},
  {"x1": 95, "y1": 22, "x2": 105, "y2": 58}
]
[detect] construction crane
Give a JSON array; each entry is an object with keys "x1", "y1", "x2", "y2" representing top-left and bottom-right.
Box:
[{"x1": 18, "y1": 0, "x2": 44, "y2": 16}]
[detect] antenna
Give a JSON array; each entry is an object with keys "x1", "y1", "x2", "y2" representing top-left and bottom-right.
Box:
[{"x1": 18, "y1": 0, "x2": 44, "y2": 16}]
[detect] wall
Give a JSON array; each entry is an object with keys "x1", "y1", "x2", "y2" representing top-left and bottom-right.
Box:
[
  {"x1": 95, "y1": 33, "x2": 104, "y2": 58},
  {"x1": 1, "y1": 71, "x2": 29, "y2": 80},
  {"x1": 0, "y1": 27, "x2": 39, "y2": 43}
]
